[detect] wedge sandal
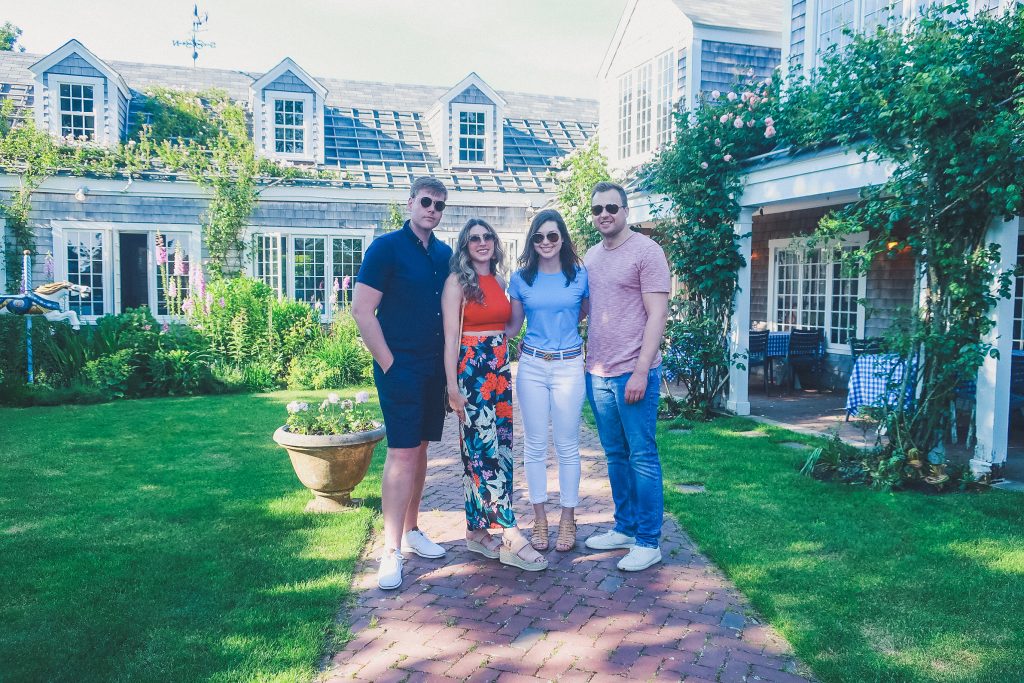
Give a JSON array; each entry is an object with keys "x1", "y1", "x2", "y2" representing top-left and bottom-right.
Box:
[
  {"x1": 500, "y1": 537, "x2": 548, "y2": 572},
  {"x1": 466, "y1": 533, "x2": 500, "y2": 559}
]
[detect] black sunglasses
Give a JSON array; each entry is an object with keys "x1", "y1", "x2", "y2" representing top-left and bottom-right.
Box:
[
  {"x1": 419, "y1": 196, "x2": 447, "y2": 212},
  {"x1": 531, "y1": 231, "x2": 561, "y2": 244},
  {"x1": 591, "y1": 203, "x2": 623, "y2": 216},
  {"x1": 467, "y1": 233, "x2": 495, "y2": 244}
]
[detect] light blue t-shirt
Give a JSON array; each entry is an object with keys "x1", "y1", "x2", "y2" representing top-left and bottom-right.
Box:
[{"x1": 508, "y1": 266, "x2": 589, "y2": 351}]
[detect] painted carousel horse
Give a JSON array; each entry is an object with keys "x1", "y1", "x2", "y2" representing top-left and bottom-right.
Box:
[{"x1": 0, "y1": 281, "x2": 91, "y2": 330}]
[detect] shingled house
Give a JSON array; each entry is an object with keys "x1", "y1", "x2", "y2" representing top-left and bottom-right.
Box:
[{"x1": 0, "y1": 40, "x2": 596, "y2": 321}]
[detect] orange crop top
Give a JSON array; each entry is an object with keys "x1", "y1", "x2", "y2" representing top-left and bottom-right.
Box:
[{"x1": 463, "y1": 275, "x2": 512, "y2": 332}]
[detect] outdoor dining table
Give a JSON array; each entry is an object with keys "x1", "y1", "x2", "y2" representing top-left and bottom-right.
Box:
[{"x1": 845, "y1": 353, "x2": 915, "y2": 417}]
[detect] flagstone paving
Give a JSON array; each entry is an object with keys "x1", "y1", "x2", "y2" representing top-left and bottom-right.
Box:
[{"x1": 320, "y1": 408, "x2": 814, "y2": 682}]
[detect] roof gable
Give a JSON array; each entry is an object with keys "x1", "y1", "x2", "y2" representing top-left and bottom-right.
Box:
[
  {"x1": 28, "y1": 39, "x2": 130, "y2": 97},
  {"x1": 437, "y1": 72, "x2": 507, "y2": 109},
  {"x1": 251, "y1": 57, "x2": 327, "y2": 99}
]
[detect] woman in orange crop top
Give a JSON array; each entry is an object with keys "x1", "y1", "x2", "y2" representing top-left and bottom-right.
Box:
[{"x1": 442, "y1": 218, "x2": 547, "y2": 572}]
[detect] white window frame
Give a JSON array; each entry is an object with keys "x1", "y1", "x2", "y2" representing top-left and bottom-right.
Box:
[
  {"x1": 46, "y1": 74, "x2": 106, "y2": 144},
  {"x1": 451, "y1": 103, "x2": 493, "y2": 168},
  {"x1": 767, "y1": 232, "x2": 868, "y2": 354},
  {"x1": 265, "y1": 91, "x2": 315, "y2": 162},
  {"x1": 51, "y1": 222, "x2": 113, "y2": 323},
  {"x1": 248, "y1": 228, "x2": 370, "y2": 322},
  {"x1": 807, "y1": 0, "x2": 907, "y2": 70},
  {"x1": 655, "y1": 50, "x2": 677, "y2": 147}
]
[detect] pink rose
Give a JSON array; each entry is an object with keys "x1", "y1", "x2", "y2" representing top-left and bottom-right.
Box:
[
  {"x1": 733, "y1": 117, "x2": 744, "y2": 129},
  {"x1": 700, "y1": 162, "x2": 709, "y2": 169},
  {"x1": 765, "y1": 116, "x2": 775, "y2": 126},
  {"x1": 724, "y1": 154, "x2": 733, "y2": 162},
  {"x1": 765, "y1": 126, "x2": 776, "y2": 138},
  {"x1": 714, "y1": 138, "x2": 722, "y2": 146},
  {"x1": 727, "y1": 92, "x2": 737, "y2": 101},
  {"x1": 719, "y1": 114, "x2": 730, "y2": 124}
]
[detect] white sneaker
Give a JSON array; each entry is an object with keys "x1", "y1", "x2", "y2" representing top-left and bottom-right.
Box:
[
  {"x1": 617, "y1": 546, "x2": 662, "y2": 571},
  {"x1": 401, "y1": 529, "x2": 446, "y2": 558},
  {"x1": 377, "y1": 549, "x2": 404, "y2": 590},
  {"x1": 584, "y1": 530, "x2": 636, "y2": 550}
]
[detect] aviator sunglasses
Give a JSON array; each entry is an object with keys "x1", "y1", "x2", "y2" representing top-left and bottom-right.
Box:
[
  {"x1": 467, "y1": 233, "x2": 495, "y2": 244},
  {"x1": 591, "y1": 203, "x2": 623, "y2": 216},
  {"x1": 531, "y1": 231, "x2": 561, "y2": 244},
  {"x1": 419, "y1": 196, "x2": 447, "y2": 211}
]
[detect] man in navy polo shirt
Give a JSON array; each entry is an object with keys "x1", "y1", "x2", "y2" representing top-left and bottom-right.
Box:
[{"x1": 352, "y1": 176, "x2": 453, "y2": 590}]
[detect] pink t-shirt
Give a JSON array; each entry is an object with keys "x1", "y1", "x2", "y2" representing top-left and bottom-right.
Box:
[{"x1": 584, "y1": 231, "x2": 671, "y2": 377}]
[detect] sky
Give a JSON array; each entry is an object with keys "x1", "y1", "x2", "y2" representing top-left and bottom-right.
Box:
[{"x1": 4, "y1": 0, "x2": 628, "y2": 99}]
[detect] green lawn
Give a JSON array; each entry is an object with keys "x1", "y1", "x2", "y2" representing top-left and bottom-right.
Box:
[
  {"x1": 0, "y1": 390, "x2": 383, "y2": 683},
  {"x1": 658, "y1": 417, "x2": 1024, "y2": 683}
]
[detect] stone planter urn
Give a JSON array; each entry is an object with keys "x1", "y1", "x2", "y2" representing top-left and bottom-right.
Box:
[{"x1": 273, "y1": 424, "x2": 386, "y2": 512}]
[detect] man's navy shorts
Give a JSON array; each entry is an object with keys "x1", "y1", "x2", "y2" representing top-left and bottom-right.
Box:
[{"x1": 373, "y1": 357, "x2": 446, "y2": 449}]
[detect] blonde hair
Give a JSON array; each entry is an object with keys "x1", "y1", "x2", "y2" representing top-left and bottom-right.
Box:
[
  {"x1": 450, "y1": 218, "x2": 505, "y2": 304},
  {"x1": 34, "y1": 281, "x2": 72, "y2": 295}
]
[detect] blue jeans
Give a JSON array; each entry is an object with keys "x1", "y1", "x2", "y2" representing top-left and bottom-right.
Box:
[{"x1": 586, "y1": 368, "x2": 663, "y2": 548}]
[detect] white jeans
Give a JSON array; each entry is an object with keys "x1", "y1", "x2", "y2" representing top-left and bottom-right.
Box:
[{"x1": 516, "y1": 353, "x2": 585, "y2": 507}]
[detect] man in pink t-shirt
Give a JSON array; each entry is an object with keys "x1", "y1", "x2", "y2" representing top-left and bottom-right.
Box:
[{"x1": 582, "y1": 181, "x2": 670, "y2": 572}]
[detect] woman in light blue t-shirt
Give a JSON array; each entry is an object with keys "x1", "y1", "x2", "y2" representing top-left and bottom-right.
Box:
[{"x1": 506, "y1": 209, "x2": 588, "y2": 553}]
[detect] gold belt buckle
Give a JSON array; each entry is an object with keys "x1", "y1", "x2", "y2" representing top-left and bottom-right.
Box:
[{"x1": 543, "y1": 352, "x2": 553, "y2": 361}]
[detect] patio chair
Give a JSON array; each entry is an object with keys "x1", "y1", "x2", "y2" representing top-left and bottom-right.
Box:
[
  {"x1": 747, "y1": 330, "x2": 770, "y2": 394},
  {"x1": 787, "y1": 328, "x2": 826, "y2": 391},
  {"x1": 850, "y1": 336, "x2": 885, "y2": 361}
]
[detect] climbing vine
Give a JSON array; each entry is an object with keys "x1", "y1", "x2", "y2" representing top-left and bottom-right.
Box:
[
  {"x1": 652, "y1": 2, "x2": 1024, "y2": 487},
  {"x1": 552, "y1": 138, "x2": 612, "y2": 251}
]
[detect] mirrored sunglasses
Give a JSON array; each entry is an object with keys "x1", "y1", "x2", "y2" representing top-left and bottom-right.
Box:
[
  {"x1": 419, "y1": 196, "x2": 447, "y2": 211},
  {"x1": 591, "y1": 203, "x2": 623, "y2": 216},
  {"x1": 468, "y1": 233, "x2": 495, "y2": 244}
]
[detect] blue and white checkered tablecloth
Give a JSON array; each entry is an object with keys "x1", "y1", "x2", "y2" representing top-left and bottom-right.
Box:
[
  {"x1": 846, "y1": 353, "x2": 915, "y2": 416},
  {"x1": 766, "y1": 331, "x2": 790, "y2": 358}
]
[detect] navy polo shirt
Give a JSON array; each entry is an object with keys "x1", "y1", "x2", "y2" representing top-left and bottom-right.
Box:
[{"x1": 357, "y1": 221, "x2": 452, "y2": 360}]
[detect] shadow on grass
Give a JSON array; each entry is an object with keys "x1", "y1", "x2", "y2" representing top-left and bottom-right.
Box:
[
  {"x1": 0, "y1": 389, "x2": 385, "y2": 683},
  {"x1": 658, "y1": 415, "x2": 1024, "y2": 683}
]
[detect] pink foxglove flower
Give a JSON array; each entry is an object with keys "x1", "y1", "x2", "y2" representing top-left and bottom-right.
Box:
[
  {"x1": 333, "y1": 277, "x2": 341, "y2": 292},
  {"x1": 156, "y1": 234, "x2": 167, "y2": 267},
  {"x1": 182, "y1": 297, "x2": 195, "y2": 315},
  {"x1": 161, "y1": 322, "x2": 170, "y2": 334},
  {"x1": 174, "y1": 243, "x2": 187, "y2": 276},
  {"x1": 167, "y1": 278, "x2": 177, "y2": 299},
  {"x1": 218, "y1": 296, "x2": 226, "y2": 308},
  {"x1": 342, "y1": 275, "x2": 351, "y2": 290}
]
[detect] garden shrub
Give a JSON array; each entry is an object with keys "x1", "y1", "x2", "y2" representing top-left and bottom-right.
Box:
[
  {"x1": 241, "y1": 360, "x2": 280, "y2": 391},
  {"x1": 286, "y1": 311, "x2": 372, "y2": 390},
  {"x1": 83, "y1": 349, "x2": 135, "y2": 398},
  {"x1": 145, "y1": 348, "x2": 217, "y2": 396}
]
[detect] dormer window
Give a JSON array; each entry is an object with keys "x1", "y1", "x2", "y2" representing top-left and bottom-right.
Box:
[
  {"x1": 273, "y1": 97, "x2": 307, "y2": 156},
  {"x1": 59, "y1": 82, "x2": 96, "y2": 140},
  {"x1": 250, "y1": 59, "x2": 327, "y2": 164},
  {"x1": 457, "y1": 109, "x2": 487, "y2": 164}
]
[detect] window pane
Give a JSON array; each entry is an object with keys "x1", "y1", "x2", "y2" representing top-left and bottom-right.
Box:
[
  {"x1": 293, "y1": 237, "x2": 326, "y2": 311},
  {"x1": 65, "y1": 230, "x2": 105, "y2": 316}
]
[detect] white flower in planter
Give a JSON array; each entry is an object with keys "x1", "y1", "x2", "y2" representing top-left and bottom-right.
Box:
[
  {"x1": 287, "y1": 401, "x2": 309, "y2": 414},
  {"x1": 355, "y1": 391, "x2": 370, "y2": 404}
]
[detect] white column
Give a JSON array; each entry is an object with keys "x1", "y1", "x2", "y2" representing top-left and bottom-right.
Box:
[
  {"x1": 972, "y1": 216, "x2": 1019, "y2": 476},
  {"x1": 727, "y1": 208, "x2": 755, "y2": 415}
]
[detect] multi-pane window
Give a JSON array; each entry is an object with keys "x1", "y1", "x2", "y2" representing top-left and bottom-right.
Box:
[
  {"x1": 862, "y1": 0, "x2": 902, "y2": 30},
  {"x1": 1013, "y1": 241, "x2": 1024, "y2": 350},
  {"x1": 293, "y1": 237, "x2": 327, "y2": 310},
  {"x1": 458, "y1": 110, "x2": 487, "y2": 164},
  {"x1": 274, "y1": 99, "x2": 305, "y2": 154},
  {"x1": 770, "y1": 237, "x2": 865, "y2": 350},
  {"x1": 617, "y1": 72, "x2": 633, "y2": 159},
  {"x1": 656, "y1": 50, "x2": 676, "y2": 147},
  {"x1": 253, "y1": 234, "x2": 285, "y2": 297},
  {"x1": 331, "y1": 237, "x2": 363, "y2": 307},
  {"x1": 65, "y1": 230, "x2": 105, "y2": 316},
  {"x1": 58, "y1": 83, "x2": 96, "y2": 140},
  {"x1": 635, "y1": 63, "x2": 653, "y2": 155},
  {"x1": 156, "y1": 233, "x2": 191, "y2": 316},
  {"x1": 817, "y1": 0, "x2": 856, "y2": 52}
]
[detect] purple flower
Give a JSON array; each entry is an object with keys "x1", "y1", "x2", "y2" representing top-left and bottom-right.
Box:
[
  {"x1": 182, "y1": 298, "x2": 195, "y2": 315},
  {"x1": 218, "y1": 296, "x2": 225, "y2": 308},
  {"x1": 333, "y1": 277, "x2": 341, "y2": 292},
  {"x1": 155, "y1": 234, "x2": 167, "y2": 266},
  {"x1": 173, "y1": 244, "x2": 187, "y2": 276},
  {"x1": 161, "y1": 322, "x2": 170, "y2": 333}
]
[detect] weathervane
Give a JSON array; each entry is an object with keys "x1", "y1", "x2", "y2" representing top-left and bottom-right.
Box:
[{"x1": 172, "y1": 4, "x2": 216, "y2": 67}]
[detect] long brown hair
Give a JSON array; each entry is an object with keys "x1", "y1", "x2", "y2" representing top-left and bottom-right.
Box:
[
  {"x1": 450, "y1": 218, "x2": 505, "y2": 303},
  {"x1": 517, "y1": 209, "x2": 580, "y2": 287}
]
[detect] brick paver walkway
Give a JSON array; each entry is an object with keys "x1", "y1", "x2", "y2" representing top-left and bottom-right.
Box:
[{"x1": 321, "y1": 402, "x2": 813, "y2": 682}]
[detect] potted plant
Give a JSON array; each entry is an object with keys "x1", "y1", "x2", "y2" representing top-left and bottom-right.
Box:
[{"x1": 273, "y1": 392, "x2": 386, "y2": 512}]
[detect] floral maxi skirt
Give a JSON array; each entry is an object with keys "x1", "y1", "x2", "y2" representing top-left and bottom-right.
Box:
[{"x1": 458, "y1": 333, "x2": 515, "y2": 530}]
